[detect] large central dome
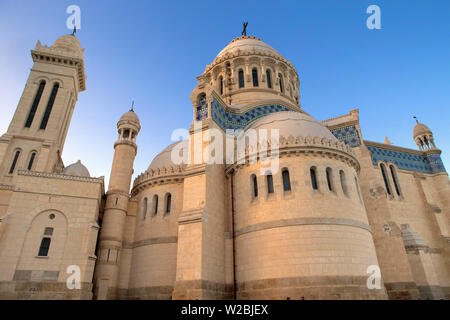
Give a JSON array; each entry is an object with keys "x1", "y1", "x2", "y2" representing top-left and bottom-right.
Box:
[
  {"x1": 215, "y1": 36, "x2": 283, "y2": 60},
  {"x1": 201, "y1": 35, "x2": 300, "y2": 107}
]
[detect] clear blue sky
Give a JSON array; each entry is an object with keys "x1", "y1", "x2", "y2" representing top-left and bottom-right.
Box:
[{"x1": 0, "y1": 0, "x2": 449, "y2": 185}]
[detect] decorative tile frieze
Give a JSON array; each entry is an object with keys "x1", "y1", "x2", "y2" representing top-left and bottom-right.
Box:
[
  {"x1": 331, "y1": 125, "x2": 361, "y2": 147},
  {"x1": 211, "y1": 99, "x2": 291, "y2": 131},
  {"x1": 366, "y1": 146, "x2": 446, "y2": 174}
]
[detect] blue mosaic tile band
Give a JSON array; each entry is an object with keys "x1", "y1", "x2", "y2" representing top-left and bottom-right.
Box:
[
  {"x1": 211, "y1": 99, "x2": 291, "y2": 131},
  {"x1": 331, "y1": 125, "x2": 361, "y2": 147},
  {"x1": 367, "y1": 145, "x2": 446, "y2": 174},
  {"x1": 426, "y1": 153, "x2": 446, "y2": 173}
]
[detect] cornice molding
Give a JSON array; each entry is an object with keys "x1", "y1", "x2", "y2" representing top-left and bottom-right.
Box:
[{"x1": 17, "y1": 170, "x2": 104, "y2": 184}]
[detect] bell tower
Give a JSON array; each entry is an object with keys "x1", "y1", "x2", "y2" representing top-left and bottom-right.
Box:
[
  {"x1": 94, "y1": 108, "x2": 140, "y2": 300},
  {"x1": 0, "y1": 33, "x2": 86, "y2": 180}
]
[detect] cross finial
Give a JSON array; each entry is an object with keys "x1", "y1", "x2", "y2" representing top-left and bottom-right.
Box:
[
  {"x1": 72, "y1": 25, "x2": 77, "y2": 36},
  {"x1": 130, "y1": 100, "x2": 135, "y2": 112},
  {"x1": 413, "y1": 116, "x2": 418, "y2": 123},
  {"x1": 242, "y1": 22, "x2": 248, "y2": 36}
]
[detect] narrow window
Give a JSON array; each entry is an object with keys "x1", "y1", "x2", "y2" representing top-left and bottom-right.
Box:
[
  {"x1": 40, "y1": 83, "x2": 59, "y2": 130},
  {"x1": 340, "y1": 170, "x2": 348, "y2": 196},
  {"x1": 310, "y1": 167, "x2": 318, "y2": 190},
  {"x1": 153, "y1": 195, "x2": 158, "y2": 216},
  {"x1": 142, "y1": 197, "x2": 148, "y2": 220},
  {"x1": 38, "y1": 237, "x2": 51, "y2": 257},
  {"x1": 282, "y1": 169, "x2": 291, "y2": 191},
  {"x1": 25, "y1": 80, "x2": 45, "y2": 128},
  {"x1": 266, "y1": 69, "x2": 272, "y2": 88},
  {"x1": 251, "y1": 174, "x2": 258, "y2": 198},
  {"x1": 380, "y1": 163, "x2": 391, "y2": 195},
  {"x1": 355, "y1": 176, "x2": 362, "y2": 203},
  {"x1": 219, "y1": 76, "x2": 224, "y2": 95},
  {"x1": 27, "y1": 152, "x2": 36, "y2": 170},
  {"x1": 279, "y1": 74, "x2": 284, "y2": 93},
  {"x1": 165, "y1": 193, "x2": 172, "y2": 214},
  {"x1": 326, "y1": 167, "x2": 333, "y2": 191},
  {"x1": 196, "y1": 94, "x2": 207, "y2": 121},
  {"x1": 266, "y1": 174, "x2": 274, "y2": 194},
  {"x1": 43, "y1": 227, "x2": 53, "y2": 236},
  {"x1": 389, "y1": 165, "x2": 401, "y2": 196},
  {"x1": 9, "y1": 150, "x2": 20, "y2": 174},
  {"x1": 238, "y1": 70, "x2": 245, "y2": 88},
  {"x1": 252, "y1": 68, "x2": 259, "y2": 87}
]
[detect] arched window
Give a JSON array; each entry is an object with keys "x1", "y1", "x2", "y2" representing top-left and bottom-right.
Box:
[
  {"x1": 40, "y1": 83, "x2": 59, "y2": 130},
  {"x1": 9, "y1": 150, "x2": 20, "y2": 174},
  {"x1": 165, "y1": 193, "x2": 172, "y2": 214},
  {"x1": 38, "y1": 227, "x2": 53, "y2": 257},
  {"x1": 252, "y1": 68, "x2": 259, "y2": 87},
  {"x1": 340, "y1": 170, "x2": 348, "y2": 196},
  {"x1": 219, "y1": 76, "x2": 224, "y2": 95},
  {"x1": 266, "y1": 173, "x2": 274, "y2": 194},
  {"x1": 389, "y1": 165, "x2": 401, "y2": 196},
  {"x1": 310, "y1": 167, "x2": 318, "y2": 190},
  {"x1": 238, "y1": 69, "x2": 245, "y2": 88},
  {"x1": 25, "y1": 80, "x2": 45, "y2": 128},
  {"x1": 355, "y1": 176, "x2": 362, "y2": 203},
  {"x1": 326, "y1": 167, "x2": 333, "y2": 191},
  {"x1": 38, "y1": 237, "x2": 51, "y2": 257},
  {"x1": 266, "y1": 69, "x2": 272, "y2": 89},
  {"x1": 27, "y1": 152, "x2": 36, "y2": 170},
  {"x1": 282, "y1": 169, "x2": 291, "y2": 191},
  {"x1": 153, "y1": 195, "x2": 158, "y2": 216},
  {"x1": 380, "y1": 163, "x2": 391, "y2": 195},
  {"x1": 142, "y1": 197, "x2": 148, "y2": 220},
  {"x1": 251, "y1": 174, "x2": 258, "y2": 198},
  {"x1": 279, "y1": 74, "x2": 284, "y2": 93},
  {"x1": 196, "y1": 94, "x2": 208, "y2": 121}
]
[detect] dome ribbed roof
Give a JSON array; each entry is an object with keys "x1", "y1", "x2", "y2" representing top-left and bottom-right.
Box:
[
  {"x1": 246, "y1": 111, "x2": 337, "y2": 140},
  {"x1": 52, "y1": 35, "x2": 82, "y2": 53},
  {"x1": 120, "y1": 110, "x2": 140, "y2": 124},
  {"x1": 216, "y1": 36, "x2": 281, "y2": 59},
  {"x1": 413, "y1": 122, "x2": 432, "y2": 138},
  {"x1": 62, "y1": 160, "x2": 90, "y2": 177}
]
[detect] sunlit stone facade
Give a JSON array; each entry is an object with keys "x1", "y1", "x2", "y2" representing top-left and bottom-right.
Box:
[{"x1": 0, "y1": 33, "x2": 448, "y2": 300}]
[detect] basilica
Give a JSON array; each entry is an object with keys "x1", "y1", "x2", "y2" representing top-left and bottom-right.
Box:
[{"x1": 0, "y1": 31, "x2": 448, "y2": 300}]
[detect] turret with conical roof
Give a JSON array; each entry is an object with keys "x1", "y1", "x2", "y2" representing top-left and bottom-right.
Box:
[{"x1": 413, "y1": 118, "x2": 437, "y2": 151}]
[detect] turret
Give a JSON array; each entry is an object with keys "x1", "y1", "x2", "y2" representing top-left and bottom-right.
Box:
[
  {"x1": 94, "y1": 107, "x2": 140, "y2": 300},
  {"x1": 413, "y1": 118, "x2": 437, "y2": 151}
]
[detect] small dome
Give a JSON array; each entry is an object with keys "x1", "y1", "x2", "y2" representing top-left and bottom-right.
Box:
[
  {"x1": 52, "y1": 35, "x2": 82, "y2": 53},
  {"x1": 147, "y1": 140, "x2": 186, "y2": 171},
  {"x1": 413, "y1": 121, "x2": 432, "y2": 138},
  {"x1": 63, "y1": 160, "x2": 90, "y2": 177},
  {"x1": 246, "y1": 111, "x2": 337, "y2": 140},
  {"x1": 120, "y1": 110, "x2": 140, "y2": 124},
  {"x1": 401, "y1": 226, "x2": 426, "y2": 248},
  {"x1": 216, "y1": 36, "x2": 282, "y2": 60}
]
